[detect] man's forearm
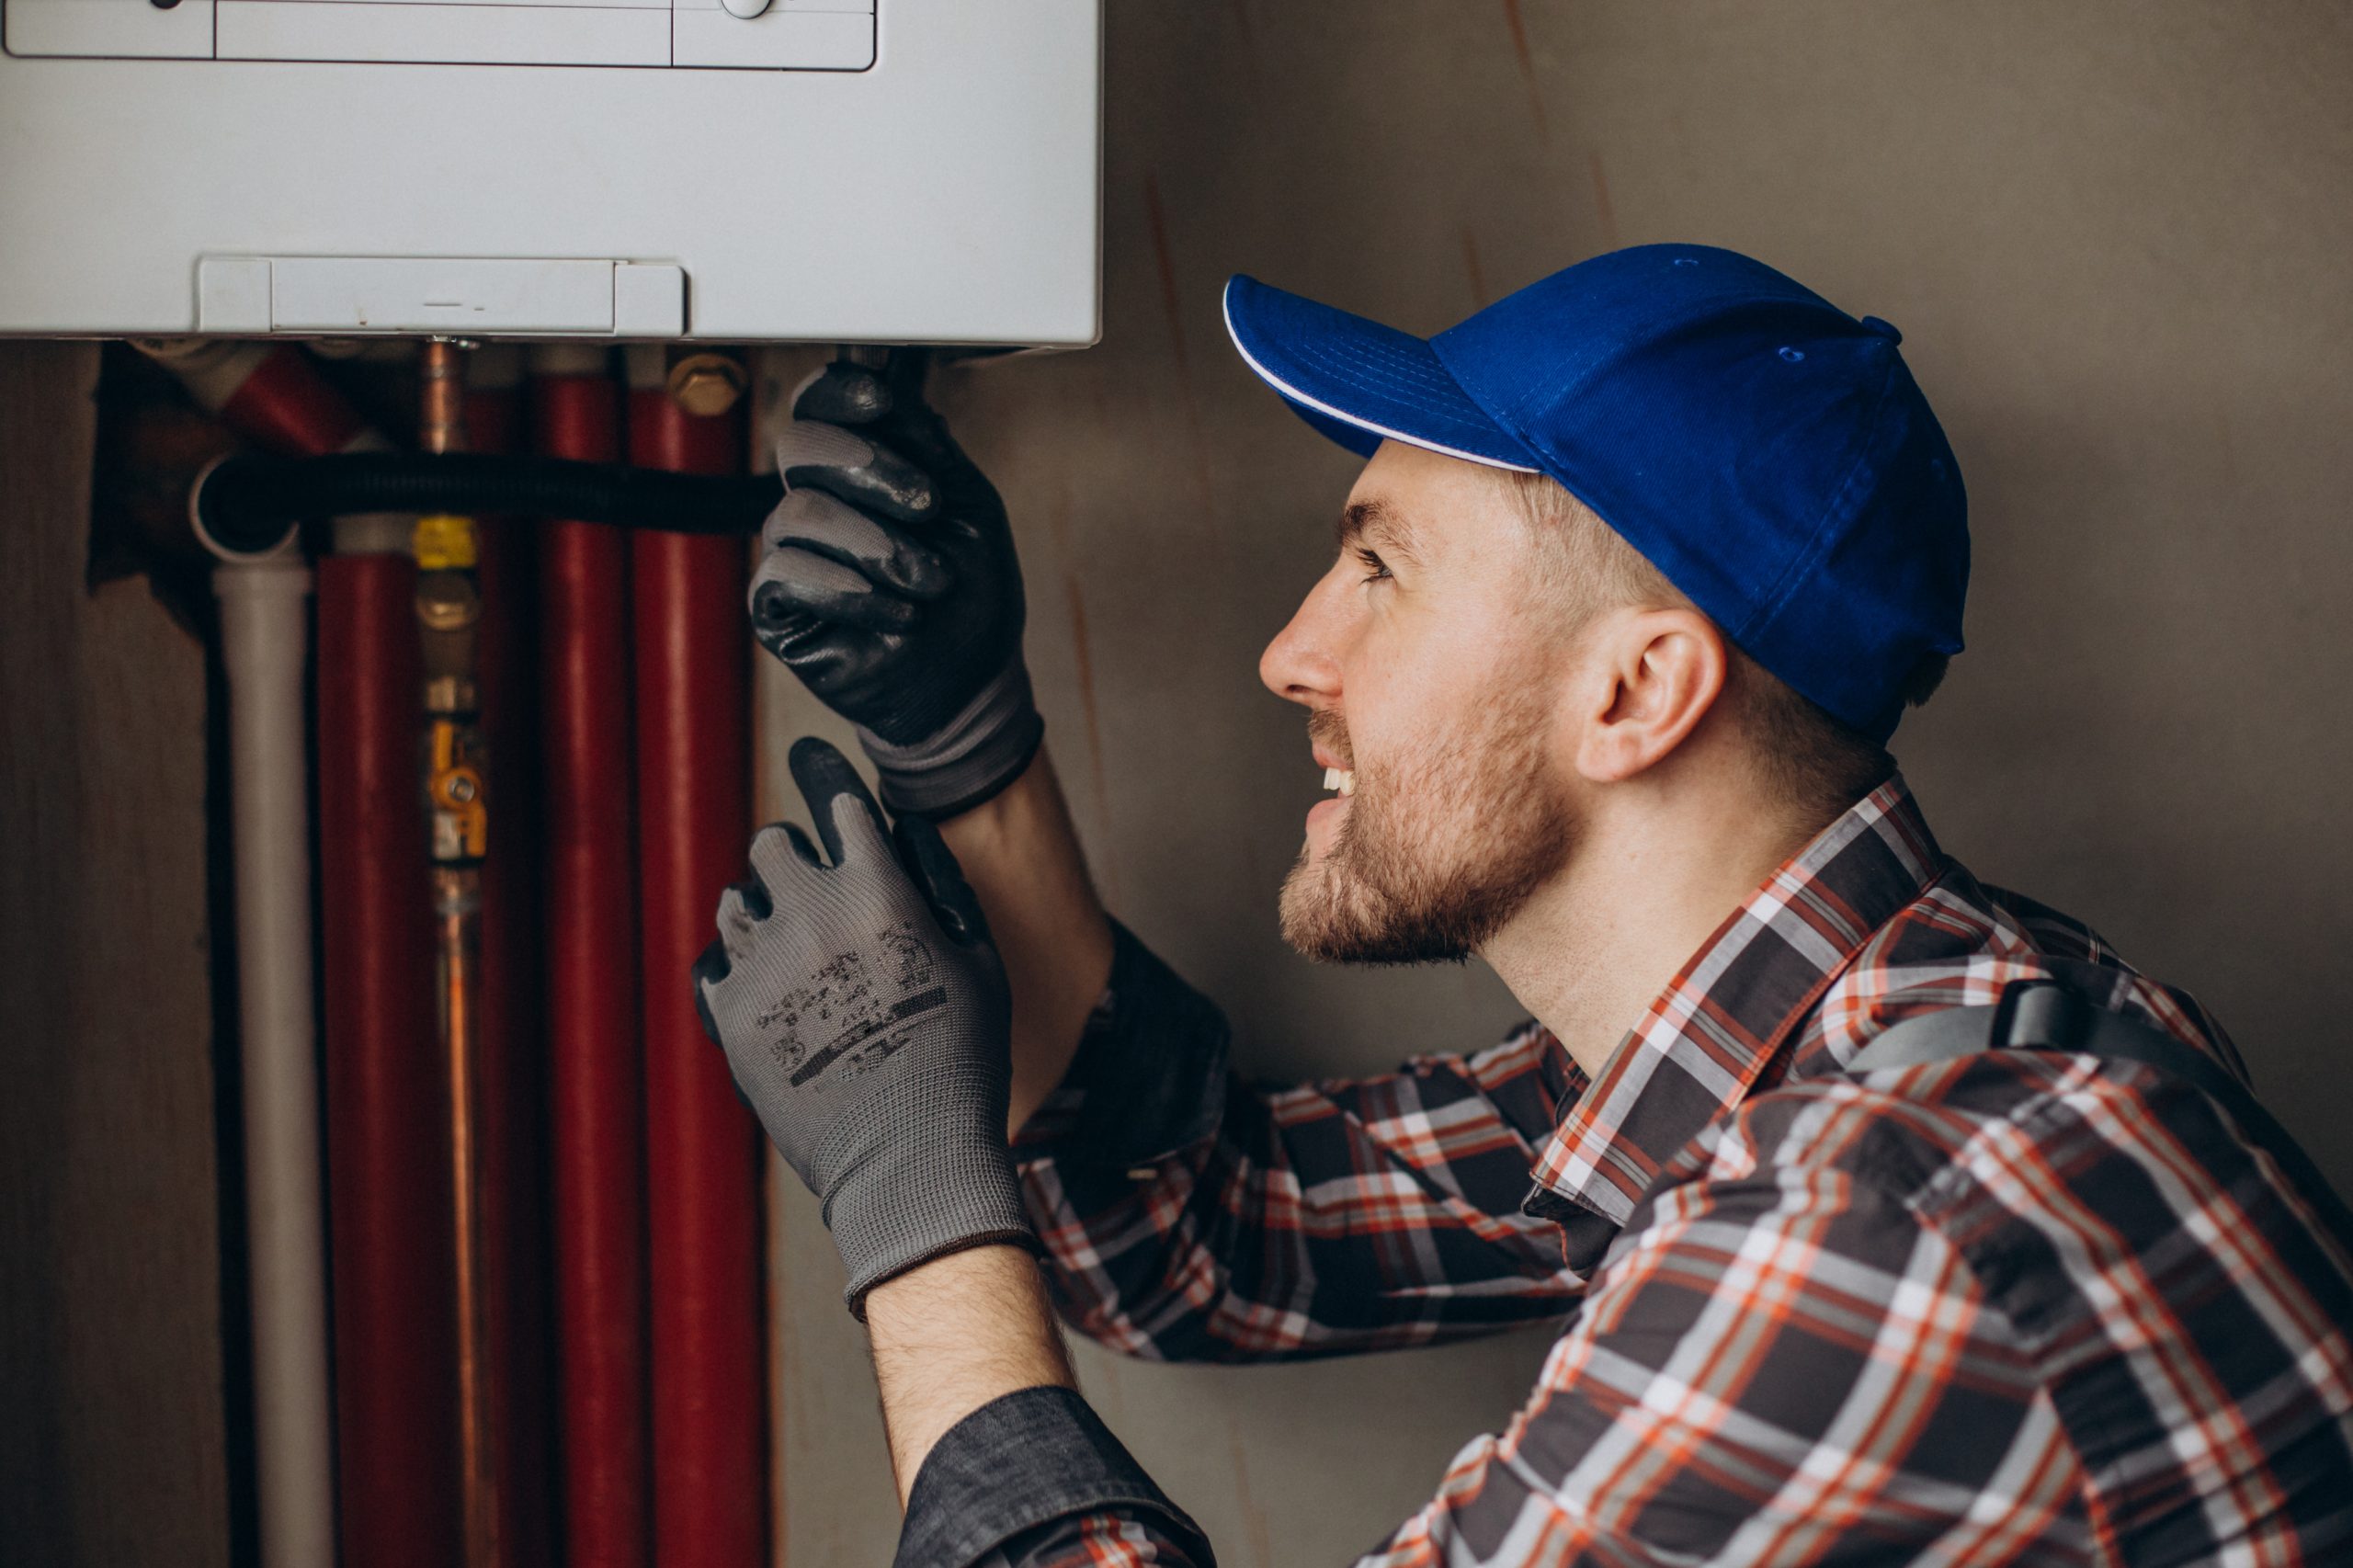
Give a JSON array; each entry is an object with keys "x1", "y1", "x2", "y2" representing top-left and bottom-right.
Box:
[
  {"x1": 868, "y1": 1247, "x2": 1212, "y2": 1568},
  {"x1": 865, "y1": 1244, "x2": 1078, "y2": 1504},
  {"x1": 938, "y1": 745, "x2": 1114, "y2": 1133}
]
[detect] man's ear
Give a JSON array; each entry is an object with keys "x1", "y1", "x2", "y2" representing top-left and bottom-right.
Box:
[{"x1": 1571, "y1": 606, "x2": 1729, "y2": 783}]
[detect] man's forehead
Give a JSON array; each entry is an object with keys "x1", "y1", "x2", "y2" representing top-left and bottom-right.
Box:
[{"x1": 1339, "y1": 443, "x2": 1522, "y2": 560}]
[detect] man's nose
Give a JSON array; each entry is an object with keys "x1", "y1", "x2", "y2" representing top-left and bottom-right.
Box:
[{"x1": 1260, "y1": 569, "x2": 1346, "y2": 709}]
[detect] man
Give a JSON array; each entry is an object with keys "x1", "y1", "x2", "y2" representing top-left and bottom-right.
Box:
[{"x1": 694, "y1": 244, "x2": 2353, "y2": 1565}]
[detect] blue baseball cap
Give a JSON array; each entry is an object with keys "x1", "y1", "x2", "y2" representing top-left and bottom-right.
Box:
[{"x1": 1222, "y1": 244, "x2": 1967, "y2": 743}]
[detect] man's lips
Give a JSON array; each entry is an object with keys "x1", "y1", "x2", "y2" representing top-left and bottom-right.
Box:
[
  {"x1": 1309, "y1": 750, "x2": 1356, "y2": 847},
  {"x1": 1310, "y1": 725, "x2": 1355, "y2": 833}
]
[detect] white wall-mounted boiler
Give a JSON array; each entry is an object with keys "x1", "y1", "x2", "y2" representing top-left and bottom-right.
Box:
[{"x1": 0, "y1": 0, "x2": 1101, "y2": 345}]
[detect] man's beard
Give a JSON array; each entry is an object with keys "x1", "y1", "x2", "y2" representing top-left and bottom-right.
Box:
[{"x1": 1279, "y1": 685, "x2": 1574, "y2": 965}]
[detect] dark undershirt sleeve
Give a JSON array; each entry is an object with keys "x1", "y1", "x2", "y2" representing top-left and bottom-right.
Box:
[
  {"x1": 893, "y1": 1385, "x2": 1213, "y2": 1568},
  {"x1": 1014, "y1": 919, "x2": 1232, "y2": 1169}
]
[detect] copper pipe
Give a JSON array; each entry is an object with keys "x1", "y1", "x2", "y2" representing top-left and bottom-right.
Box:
[
  {"x1": 416, "y1": 337, "x2": 500, "y2": 1568},
  {"x1": 433, "y1": 862, "x2": 494, "y2": 1568},
  {"x1": 421, "y1": 337, "x2": 467, "y2": 458}
]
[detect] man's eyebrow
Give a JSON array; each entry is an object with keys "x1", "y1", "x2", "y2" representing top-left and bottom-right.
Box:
[{"x1": 1335, "y1": 499, "x2": 1424, "y2": 562}]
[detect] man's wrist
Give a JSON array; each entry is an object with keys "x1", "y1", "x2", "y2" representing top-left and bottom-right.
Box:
[
  {"x1": 867, "y1": 1244, "x2": 1077, "y2": 1505},
  {"x1": 858, "y1": 662, "x2": 1045, "y2": 819},
  {"x1": 932, "y1": 750, "x2": 1117, "y2": 1135}
]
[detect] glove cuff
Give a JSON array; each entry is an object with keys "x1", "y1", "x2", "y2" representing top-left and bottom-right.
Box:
[
  {"x1": 824, "y1": 1112, "x2": 1040, "y2": 1318},
  {"x1": 857, "y1": 662, "x2": 1045, "y2": 820}
]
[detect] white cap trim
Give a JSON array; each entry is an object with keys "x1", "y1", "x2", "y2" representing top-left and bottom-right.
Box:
[{"x1": 1222, "y1": 281, "x2": 1540, "y2": 473}]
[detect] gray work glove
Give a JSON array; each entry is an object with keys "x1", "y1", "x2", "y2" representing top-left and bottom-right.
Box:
[
  {"x1": 751, "y1": 353, "x2": 1043, "y2": 819},
  {"x1": 691, "y1": 737, "x2": 1037, "y2": 1315}
]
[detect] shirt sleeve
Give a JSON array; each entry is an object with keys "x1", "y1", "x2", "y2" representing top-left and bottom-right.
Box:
[
  {"x1": 1355, "y1": 1095, "x2": 2079, "y2": 1567},
  {"x1": 1012, "y1": 923, "x2": 1587, "y2": 1362},
  {"x1": 970, "y1": 1514, "x2": 1206, "y2": 1568},
  {"x1": 895, "y1": 1386, "x2": 1211, "y2": 1568}
]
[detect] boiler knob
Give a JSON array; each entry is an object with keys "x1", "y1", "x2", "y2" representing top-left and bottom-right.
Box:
[{"x1": 720, "y1": 0, "x2": 770, "y2": 16}]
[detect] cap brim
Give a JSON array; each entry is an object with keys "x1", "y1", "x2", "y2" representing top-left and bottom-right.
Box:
[{"x1": 1222, "y1": 276, "x2": 1540, "y2": 472}]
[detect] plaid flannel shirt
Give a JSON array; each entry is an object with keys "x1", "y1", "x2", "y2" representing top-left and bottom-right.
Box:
[{"x1": 902, "y1": 778, "x2": 2353, "y2": 1567}]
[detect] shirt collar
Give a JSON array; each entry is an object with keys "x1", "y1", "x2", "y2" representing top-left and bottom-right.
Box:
[{"x1": 1523, "y1": 774, "x2": 1947, "y2": 1273}]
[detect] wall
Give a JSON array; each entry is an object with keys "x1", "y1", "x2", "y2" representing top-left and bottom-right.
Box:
[
  {"x1": 0, "y1": 344, "x2": 232, "y2": 1565},
  {"x1": 768, "y1": 3, "x2": 2353, "y2": 1563}
]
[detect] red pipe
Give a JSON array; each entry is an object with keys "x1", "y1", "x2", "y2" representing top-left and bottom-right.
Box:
[
  {"x1": 628, "y1": 352, "x2": 767, "y2": 1568},
  {"x1": 220, "y1": 346, "x2": 374, "y2": 457},
  {"x1": 465, "y1": 349, "x2": 554, "y2": 1568},
  {"x1": 140, "y1": 339, "x2": 375, "y2": 459},
  {"x1": 534, "y1": 349, "x2": 653, "y2": 1568},
  {"x1": 316, "y1": 551, "x2": 461, "y2": 1568}
]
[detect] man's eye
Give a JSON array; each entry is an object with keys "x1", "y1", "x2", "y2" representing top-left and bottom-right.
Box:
[{"x1": 1354, "y1": 547, "x2": 1392, "y2": 584}]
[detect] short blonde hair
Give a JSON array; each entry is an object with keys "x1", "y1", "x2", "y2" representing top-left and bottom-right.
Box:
[{"x1": 1501, "y1": 470, "x2": 1943, "y2": 820}]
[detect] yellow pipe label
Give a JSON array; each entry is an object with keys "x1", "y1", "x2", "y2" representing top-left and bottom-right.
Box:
[{"x1": 413, "y1": 513, "x2": 480, "y2": 572}]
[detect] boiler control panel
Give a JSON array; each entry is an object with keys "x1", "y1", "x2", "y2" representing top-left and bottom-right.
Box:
[{"x1": 0, "y1": 0, "x2": 1101, "y2": 345}]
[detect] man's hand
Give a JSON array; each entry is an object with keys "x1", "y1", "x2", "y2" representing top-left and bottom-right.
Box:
[
  {"x1": 748, "y1": 352, "x2": 1114, "y2": 1141},
  {"x1": 692, "y1": 737, "x2": 1037, "y2": 1313},
  {"x1": 751, "y1": 354, "x2": 1043, "y2": 819}
]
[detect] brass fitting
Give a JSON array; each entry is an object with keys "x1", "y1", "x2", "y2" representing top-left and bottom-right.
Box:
[{"x1": 667, "y1": 352, "x2": 748, "y2": 417}]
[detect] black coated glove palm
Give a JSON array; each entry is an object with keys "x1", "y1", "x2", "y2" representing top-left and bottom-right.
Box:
[
  {"x1": 691, "y1": 738, "x2": 1036, "y2": 1316},
  {"x1": 751, "y1": 354, "x2": 1042, "y2": 818}
]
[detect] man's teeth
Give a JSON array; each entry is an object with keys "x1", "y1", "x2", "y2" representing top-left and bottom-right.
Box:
[{"x1": 1322, "y1": 767, "x2": 1356, "y2": 798}]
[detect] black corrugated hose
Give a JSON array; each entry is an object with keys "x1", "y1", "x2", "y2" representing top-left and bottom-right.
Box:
[{"x1": 195, "y1": 452, "x2": 783, "y2": 555}]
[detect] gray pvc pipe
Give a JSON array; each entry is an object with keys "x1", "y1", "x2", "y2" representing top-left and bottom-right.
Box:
[{"x1": 210, "y1": 533, "x2": 338, "y2": 1568}]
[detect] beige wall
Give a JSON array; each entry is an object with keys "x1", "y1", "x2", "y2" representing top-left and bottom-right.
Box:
[{"x1": 767, "y1": 3, "x2": 2353, "y2": 1562}]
